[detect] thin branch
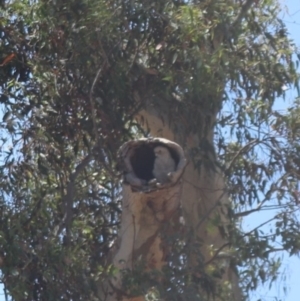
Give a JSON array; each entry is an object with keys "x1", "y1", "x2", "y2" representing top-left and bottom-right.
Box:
[
  {"x1": 244, "y1": 215, "x2": 279, "y2": 237},
  {"x1": 55, "y1": 154, "x2": 92, "y2": 239},
  {"x1": 4, "y1": 283, "x2": 8, "y2": 301},
  {"x1": 205, "y1": 242, "x2": 230, "y2": 266},
  {"x1": 55, "y1": 44, "x2": 119, "y2": 240},
  {"x1": 88, "y1": 43, "x2": 122, "y2": 180},
  {"x1": 195, "y1": 190, "x2": 227, "y2": 231},
  {"x1": 232, "y1": 0, "x2": 257, "y2": 29},
  {"x1": 89, "y1": 60, "x2": 109, "y2": 144},
  {"x1": 92, "y1": 145, "x2": 120, "y2": 180},
  {"x1": 234, "y1": 198, "x2": 269, "y2": 217},
  {"x1": 181, "y1": 185, "x2": 229, "y2": 251},
  {"x1": 89, "y1": 41, "x2": 120, "y2": 146},
  {"x1": 22, "y1": 198, "x2": 42, "y2": 227},
  {"x1": 225, "y1": 139, "x2": 259, "y2": 174},
  {"x1": 205, "y1": 215, "x2": 281, "y2": 266}
]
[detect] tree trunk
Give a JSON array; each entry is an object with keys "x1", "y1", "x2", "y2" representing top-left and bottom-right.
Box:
[
  {"x1": 99, "y1": 102, "x2": 241, "y2": 300},
  {"x1": 99, "y1": 138, "x2": 187, "y2": 301},
  {"x1": 135, "y1": 106, "x2": 241, "y2": 300}
]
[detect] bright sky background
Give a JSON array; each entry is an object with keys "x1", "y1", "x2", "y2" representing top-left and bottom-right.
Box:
[
  {"x1": 245, "y1": 0, "x2": 300, "y2": 300},
  {"x1": 274, "y1": 0, "x2": 299, "y2": 299},
  {"x1": 0, "y1": 1, "x2": 299, "y2": 300}
]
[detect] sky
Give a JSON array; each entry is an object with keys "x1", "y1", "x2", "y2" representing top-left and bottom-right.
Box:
[
  {"x1": 0, "y1": 1, "x2": 300, "y2": 300},
  {"x1": 244, "y1": 0, "x2": 300, "y2": 300}
]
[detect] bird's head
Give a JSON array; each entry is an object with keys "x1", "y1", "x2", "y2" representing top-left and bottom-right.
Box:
[{"x1": 154, "y1": 146, "x2": 170, "y2": 158}]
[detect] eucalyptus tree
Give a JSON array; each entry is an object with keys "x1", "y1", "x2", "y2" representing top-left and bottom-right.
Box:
[{"x1": 0, "y1": 0, "x2": 299, "y2": 300}]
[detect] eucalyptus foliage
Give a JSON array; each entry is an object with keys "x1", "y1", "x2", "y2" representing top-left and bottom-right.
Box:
[{"x1": 0, "y1": 0, "x2": 299, "y2": 300}]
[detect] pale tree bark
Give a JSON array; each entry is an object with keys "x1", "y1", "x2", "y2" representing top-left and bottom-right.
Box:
[
  {"x1": 98, "y1": 104, "x2": 241, "y2": 300},
  {"x1": 135, "y1": 105, "x2": 241, "y2": 300},
  {"x1": 99, "y1": 138, "x2": 187, "y2": 301}
]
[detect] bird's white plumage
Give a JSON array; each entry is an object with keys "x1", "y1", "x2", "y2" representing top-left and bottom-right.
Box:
[{"x1": 152, "y1": 146, "x2": 176, "y2": 183}]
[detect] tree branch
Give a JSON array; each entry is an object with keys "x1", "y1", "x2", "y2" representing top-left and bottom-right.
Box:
[
  {"x1": 89, "y1": 42, "x2": 120, "y2": 146},
  {"x1": 205, "y1": 214, "x2": 281, "y2": 266},
  {"x1": 225, "y1": 139, "x2": 259, "y2": 174},
  {"x1": 55, "y1": 154, "x2": 92, "y2": 239},
  {"x1": 233, "y1": 197, "x2": 269, "y2": 218},
  {"x1": 89, "y1": 60, "x2": 109, "y2": 143},
  {"x1": 231, "y1": 0, "x2": 257, "y2": 29}
]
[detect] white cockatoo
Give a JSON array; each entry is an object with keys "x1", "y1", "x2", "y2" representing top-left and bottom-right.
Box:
[{"x1": 152, "y1": 146, "x2": 176, "y2": 184}]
